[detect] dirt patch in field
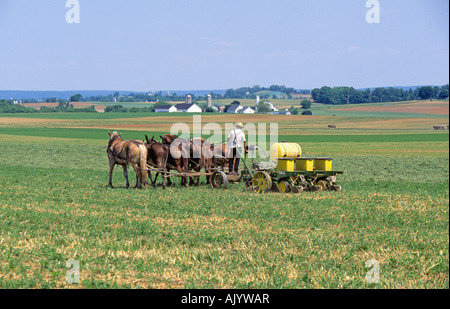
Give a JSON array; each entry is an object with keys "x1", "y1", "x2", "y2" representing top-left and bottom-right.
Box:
[
  {"x1": 20, "y1": 102, "x2": 106, "y2": 112},
  {"x1": 338, "y1": 118, "x2": 447, "y2": 129},
  {"x1": 0, "y1": 117, "x2": 68, "y2": 125},
  {"x1": 333, "y1": 101, "x2": 449, "y2": 115}
]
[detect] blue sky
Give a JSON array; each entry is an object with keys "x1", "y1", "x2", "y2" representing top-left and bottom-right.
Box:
[{"x1": 0, "y1": 0, "x2": 448, "y2": 91}]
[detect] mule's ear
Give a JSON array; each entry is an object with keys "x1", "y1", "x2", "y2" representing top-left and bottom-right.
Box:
[
  {"x1": 108, "y1": 131, "x2": 111, "y2": 137},
  {"x1": 145, "y1": 135, "x2": 149, "y2": 143},
  {"x1": 151, "y1": 135, "x2": 155, "y2": 141}
]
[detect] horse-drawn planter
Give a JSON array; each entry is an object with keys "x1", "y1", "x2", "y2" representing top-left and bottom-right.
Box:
[
  {"x1": 209, "y1": 142, "x2": 344, "y2": 194},
  {"x1": 108, "y1": 132, "x2": 343, "y2": 194}
]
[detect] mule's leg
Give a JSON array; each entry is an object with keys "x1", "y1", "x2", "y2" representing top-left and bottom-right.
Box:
[
  {"x1": 141, "y1": 168, "x2": 149, "y2": 188},
  {"x1": 147, "y1": 169, "x2": 156, "y2": 188},
  {"x1": 166, "y1": 169, "x2": 173, "y2": 186},
  {"x1": 158, "y1": 160, "x2": 167, "y2": 190},
  {"x1": 162, "y1": 170, "x2": 167, "y2": 190},
  {"x1": 131, "y1": 164, "x2": 142, "y2": 189},
  {"x1": 108, "y1": 160, "x2": 115, "y2": 188},
  {"x1": 122, "y1": 164, "x2": 130, "y2": 189},
  {"x1": 177, "y1": 165, "x2": 188, "y2": 187},
  {"x1": 153, "y1": 172, "x2": 159, "y2": 188}
]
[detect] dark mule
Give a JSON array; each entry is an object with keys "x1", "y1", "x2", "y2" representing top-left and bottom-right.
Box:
[
  {"x1": 145, "y1": 135, "x2": 169, "y2": 189},
  {"x1": 107, "y1": 131, "x2": 149, "y2": 189},
  {"x1": 189, "y1": 138, "x2": 215, "y2": 186},
  {"x1": 160, "y1": 134, "x2": 190, "y2": 187}
]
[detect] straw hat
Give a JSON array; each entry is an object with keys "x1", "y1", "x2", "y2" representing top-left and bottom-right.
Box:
[{"x1": 235, "y1": 122, "x2": 244, "y2": 129}]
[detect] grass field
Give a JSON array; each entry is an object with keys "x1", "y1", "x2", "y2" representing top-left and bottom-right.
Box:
[{"x1": 0, "y1": 100, "x2": 448, "y2": 289}]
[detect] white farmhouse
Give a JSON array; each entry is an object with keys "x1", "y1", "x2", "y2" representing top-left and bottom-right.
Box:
[
  {"x1": 227, "y1": 104, "x2": 243, "y2": 114},
  {"x1": 241, "y1": 106, "x2": 255, "y2": 114},
  {"x1": 175, "y1": 103, "x2": 202, "y2": 113},
  {"x1": 155, "y1": 104, "x2": 177, "y2": 113}
]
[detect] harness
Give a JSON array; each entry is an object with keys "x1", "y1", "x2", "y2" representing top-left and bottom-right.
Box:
[{"x1": 108, "y1": 137, "x2": 143, "y2": 161}]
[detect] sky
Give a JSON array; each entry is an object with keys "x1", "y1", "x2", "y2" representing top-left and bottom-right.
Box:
[{"x1": 0, "y1": 0, "x2": 448, "y2": 91}]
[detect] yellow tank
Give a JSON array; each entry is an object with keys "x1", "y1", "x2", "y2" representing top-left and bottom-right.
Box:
[
  {"x1": 314, "y1": 158, "x2": 333, "y2": 171},
  {"x1": 296, "y1": 158, "x2": 314, "y2": 171},
  {"x1": 277, "y1": 159, "x2": 295, "y2": 172},
  {"x1": 270, "y1": 143, "x2": 302, "y2": 161}
]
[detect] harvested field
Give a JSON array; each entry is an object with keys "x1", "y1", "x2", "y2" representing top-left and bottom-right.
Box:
[
  {"x1": 333, "y1": 101, "x2": 449, "y2": 115},
  {"x1": 20, "y1": 102, "x2": 106, "y2": 112}
]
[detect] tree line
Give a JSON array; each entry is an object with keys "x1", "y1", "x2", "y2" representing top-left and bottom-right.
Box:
[
  {"x1": 0, "y1": 99, "x2": 97, "y2": 113},
  {"x1": 67, "y1": 85, "x2": 310, "y2": 103},
  {"x1": 311, "y1": 85, "x2": 449, "y2": 105}
]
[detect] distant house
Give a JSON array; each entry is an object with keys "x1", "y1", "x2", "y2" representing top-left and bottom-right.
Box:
[
  {"x1": 174, "y1": 103, "x2": 202, "y2": 113},
  {"x1": 265, "y1": 101, "x2": 278, "y2": 112},
  {"x1": 155, "y1": 104, "x2": 177, "y2": 113},
  {"x1": 210, "y1": 105, "x2": 220, "y2": 112},
  {"x1": 241, "y1": 106, "x2": 255, "y2": 114},
  {"x1": 227, "y1": 104, "x2": 243, "y2": 114},
  {"x1": 278, "y1": 110, "x2": 292, "y2": 115}
]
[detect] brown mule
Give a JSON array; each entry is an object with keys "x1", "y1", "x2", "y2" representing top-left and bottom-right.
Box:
[
  {"x1": 145, "y1": 135, "x2": 168, "y2": 189},
  {"x1": 160, "y1": 134, "x2": 190, "y2": 187},
  {"x1": 107, "y1": 131, "x2": 149, "y2": 189},
  {"x1": 189, "y1": 138, "x2": 215, "y2": 186}
]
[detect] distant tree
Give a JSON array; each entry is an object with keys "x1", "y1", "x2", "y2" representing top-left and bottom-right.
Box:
[
  {"x1": 418, "y1": 86, "x2": 433, "y2": 100},
  {"x1": 301, "y1": 110, "x2": 312, "y2": 115},
  {"x1": 300, "y1": 99, "x2": 312, "y2": 109},
  {"x1": 256, "y1": 102, "x2": 272, "y2": 114},
  {"x1": 438, "y1": 84, "x2": 449, "y2": 99},
  {"x1": 69, "y1": 93, "x2": 83, "y2": 102},
  {"x1": 289, "y1": 105, "x2": 299, "y2": 115}
]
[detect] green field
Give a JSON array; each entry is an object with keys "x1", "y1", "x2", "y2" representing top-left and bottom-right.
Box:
[{"x1": 0, "y1": 101, "x2": 448, "y2": 289}]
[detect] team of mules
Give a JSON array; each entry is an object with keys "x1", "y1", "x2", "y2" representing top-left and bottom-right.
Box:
[{"x1": 107, "y1": 131, "x2": 229, "y2": 189}]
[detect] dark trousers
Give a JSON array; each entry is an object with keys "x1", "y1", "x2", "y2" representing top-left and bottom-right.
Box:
[{"x1": 229, "y1": 147, "x2": 240, "y2": 174}]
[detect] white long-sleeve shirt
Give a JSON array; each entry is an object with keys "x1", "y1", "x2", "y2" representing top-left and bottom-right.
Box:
[{"x1": 227, "y1": 129, "x2": 246, "y2": 148}]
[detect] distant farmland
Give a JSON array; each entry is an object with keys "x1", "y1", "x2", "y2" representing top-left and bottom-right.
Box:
[{"x1": 0, "y1": 99, "x2": 448, "y2": 288}]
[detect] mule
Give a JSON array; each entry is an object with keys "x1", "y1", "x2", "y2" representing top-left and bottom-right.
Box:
[
  {"x1": 189, "y1": 138, "x2": 215, "y2": 186},
  {"x1": 145, "y1": 135, "x2": 169, "y2": 189},
  {"x1": 160, "y1": 134, "x2": 190, "y2": 187},
  {"x1": 107, "y1": 131, "x2": 149, "y2": 189}
]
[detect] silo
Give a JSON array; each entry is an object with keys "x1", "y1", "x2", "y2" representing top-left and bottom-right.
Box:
[{"x1": 207, "y1": 94, "x2": 212, "y2": 107}]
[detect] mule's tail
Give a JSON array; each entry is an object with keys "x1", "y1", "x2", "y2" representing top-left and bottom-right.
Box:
[{"x1": 139, "y1": 143, "x2": 149, "y2": 187}]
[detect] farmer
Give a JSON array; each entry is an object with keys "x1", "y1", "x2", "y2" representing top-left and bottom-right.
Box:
[{"x1": 226, "y1": 122, "x2": 247, "y2": 175}]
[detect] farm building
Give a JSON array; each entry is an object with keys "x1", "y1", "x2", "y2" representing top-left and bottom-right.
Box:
[
  {"x1": 277, "y1": 110, "x2": 292, "y2": 115},
  {"x1": 209, "y1": 105, "x2": 224, "y2": 113},
  {"x1": 155, "y1": 104, "x2": 177, "y2": 113},
  {"x1": 227, "y1": 103, "x2": 243, "y2": 114},
  {"x1": 241, "y1": 106, "x2": 256, "y2": 114},
  {"x1": 175, "y1": 103, "x2": 202, "y2": 113}
]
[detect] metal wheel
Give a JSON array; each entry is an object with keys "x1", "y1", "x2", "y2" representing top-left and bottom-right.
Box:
[
  {"x1": 271, "y1": 182, "x2": 280, "y2": 193},
  {"x1": 332, "y1": 184, "x2": 342, "y2": 192},
  {"x1": 251, "y1": 171, "x2": 272, "y2": 193},
  {"x1": 317, "y1": 180, "x2": 328, "y2": 192},
  {"x1": 278, "y1": 181, "x2": 291, "y2": 193},
  {"x1": 291, "y1": 186, "x2": 303, "y2": 194},
  {"x1": 210, "y1": 171, "x2": 228, "y2": 189}
]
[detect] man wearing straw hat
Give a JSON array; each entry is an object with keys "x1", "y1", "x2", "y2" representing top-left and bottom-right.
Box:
[{"x1": 226, "y1": 122, "x2": 247, "y2": 175}]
